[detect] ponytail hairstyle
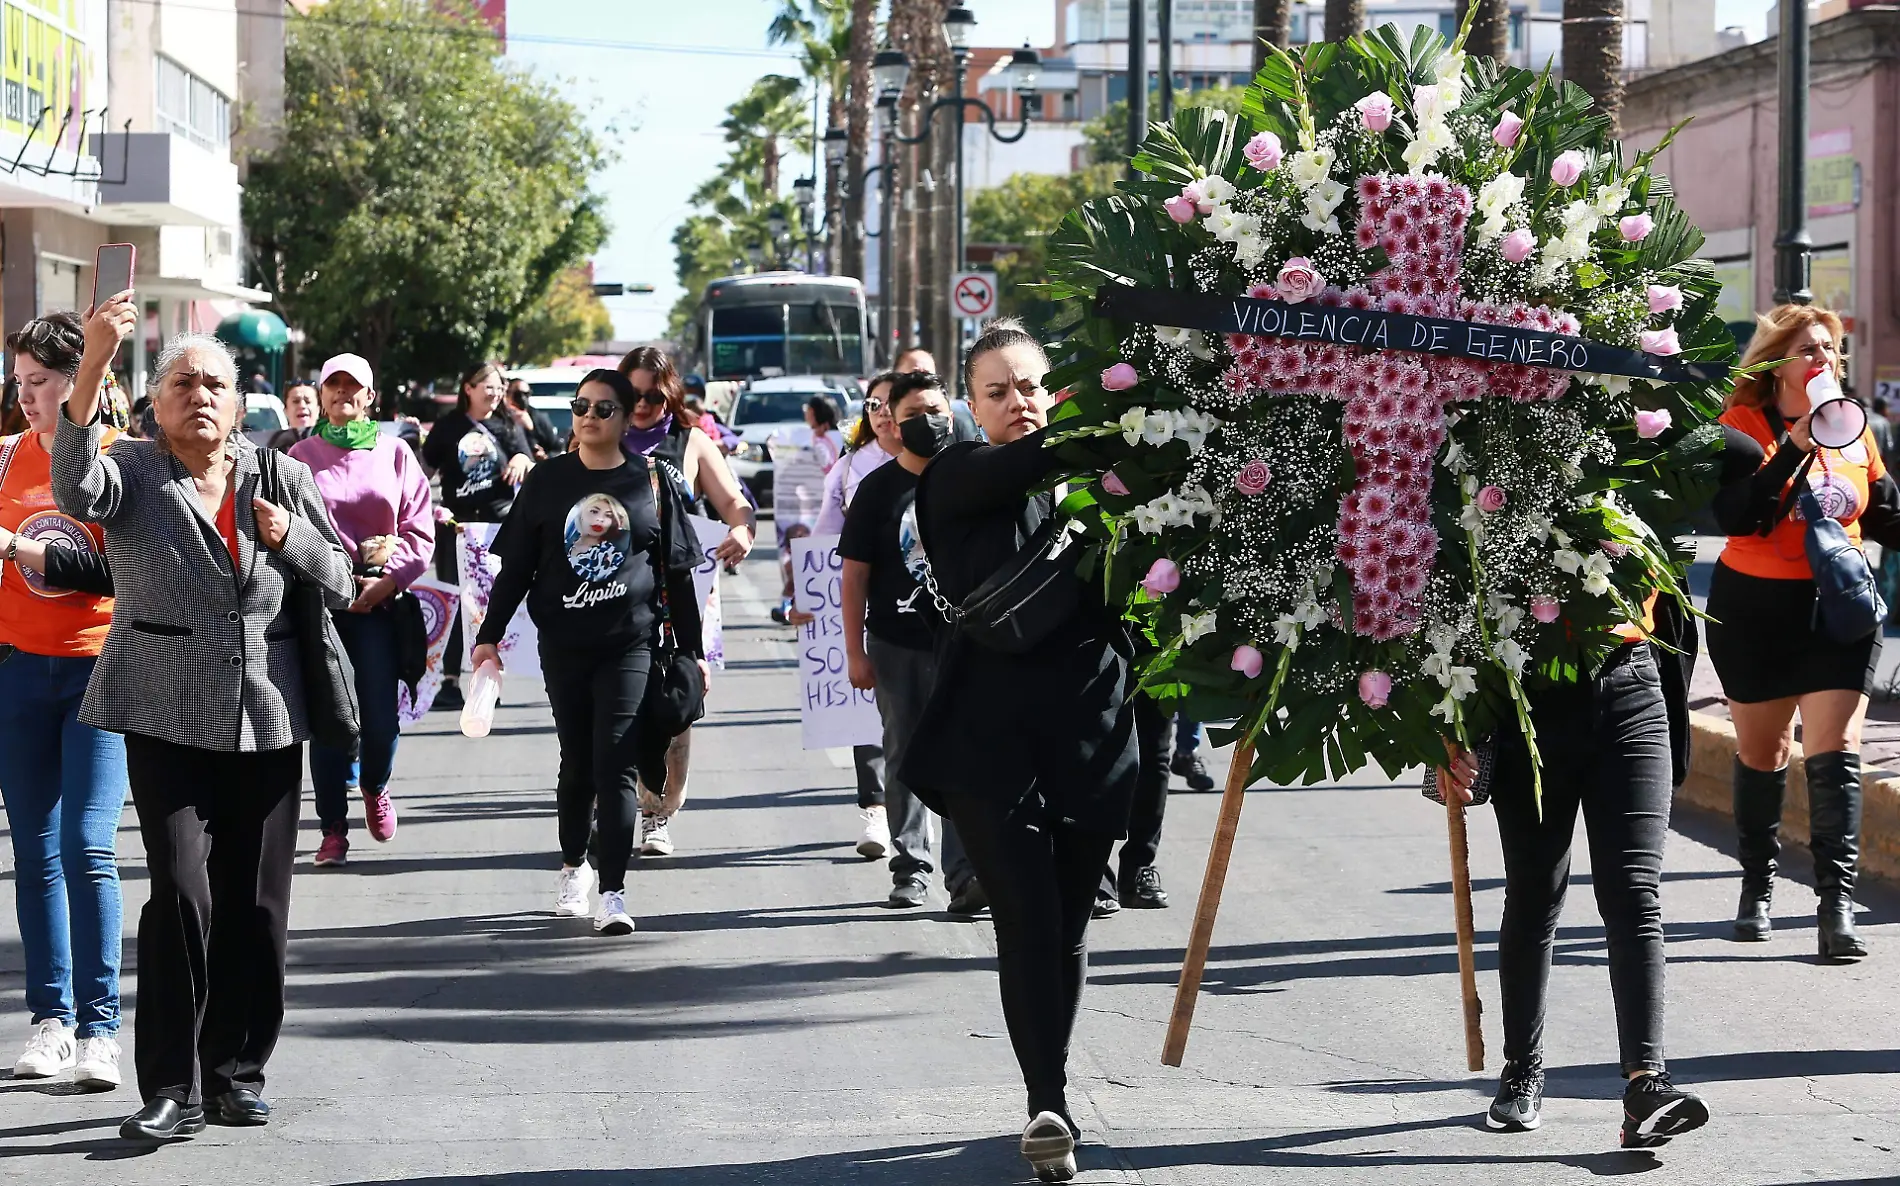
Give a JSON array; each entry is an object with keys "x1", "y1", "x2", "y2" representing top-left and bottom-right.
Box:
[{"x1": 962, "y1": 316, "x2": 1046, "y2": 396}]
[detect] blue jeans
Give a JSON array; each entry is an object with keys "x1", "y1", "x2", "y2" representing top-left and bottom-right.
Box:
[
  {"x1": 309, "y1": 608, "x2": 403, "y2": 833},
  {"x1": 0, "y1": 650, "x2": 128, "y2": 1037},
  {"x1": 1173, "y1": 713, "x2": 1202, "y2": 759}
]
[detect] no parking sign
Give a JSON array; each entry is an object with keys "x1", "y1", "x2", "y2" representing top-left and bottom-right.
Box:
[{"x1": 950, "y1": 271, "x2": 998, "y2": 320}]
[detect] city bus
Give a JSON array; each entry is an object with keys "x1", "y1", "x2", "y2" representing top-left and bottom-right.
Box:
[{"x1": 693, "y1": 272, "x2": 867, "y2": 381}]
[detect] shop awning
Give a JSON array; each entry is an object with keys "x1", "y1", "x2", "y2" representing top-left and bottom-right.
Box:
[{"x1": 216, "y1": 309, "x2": 290, "y2": 353}]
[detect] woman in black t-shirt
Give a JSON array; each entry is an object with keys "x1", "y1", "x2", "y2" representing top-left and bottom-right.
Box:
[
  {"x1": 422, "y1": 362, "x2": 534, "y2": 707},
  {"x1": 473, "y1": 369, "x2": 703, "y2": 936}
]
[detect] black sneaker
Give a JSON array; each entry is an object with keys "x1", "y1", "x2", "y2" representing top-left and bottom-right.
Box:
[
  {"x1": 1120, "y1": 866, "x2": 1169, "y2": 909},
  {"x1": 432, "y1": 681, "x2": 463, "y2": 712},
  {"x1": 886, "y1": 878, "x2": 927, "y2": 909},
  {"x1": 1620, "y1": 1072, "x2": 1708, "y2": 1148},
  {"x1": 947, "y1": 879, "x2": 990, "y2": 916},
  {"x1": 1091, "y1": 895, "x2": 1122, "y2": 919},
  {"x1": 1486, "y1": 1057, "x2": 1544, "y2": 1132},
  {"x1": 1171, "y1": 751, "x2": 1216, "y2": 791}
]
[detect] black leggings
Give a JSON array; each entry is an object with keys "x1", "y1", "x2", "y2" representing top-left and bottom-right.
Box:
[
  {"x1": 1492, "y1": 643, "x2": 1672, "y2": 1075},
  {"x1": 941, "y1": 790, "x2": 1114, "y2": 1121},
  {"x1": 541, "y1": 644, "x2": 651, "y2": 894}
]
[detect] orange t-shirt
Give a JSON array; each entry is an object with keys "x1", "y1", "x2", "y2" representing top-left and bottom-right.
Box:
[
  {"x1": 0, "y1": 430, "x2": 115, "y2": 657},
  {"x1": 1717, "y1": 403, "x2": 1886, "y2": 580}
]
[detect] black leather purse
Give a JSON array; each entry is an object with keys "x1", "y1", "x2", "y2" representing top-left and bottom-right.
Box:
[
  {"x1": 258, "y1": 449, "x2": 361, "y2": 755},
  {"x1": 644, "y1": 464, "x2": 705, "y2": 738}
]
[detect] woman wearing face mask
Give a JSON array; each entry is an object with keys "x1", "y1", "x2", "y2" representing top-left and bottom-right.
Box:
[
  {"x1": 1708, "y1": 304, "x2": 1900, "y2": 959},
  {"x1": 616, "y1": 346, "x2": 753, "y2": 858},
  {"x1": 289, "y1": 354, "x2": 434, "y2": 867},
  {"x1": 472, "y1": 369, "x2": 704, "y2": 933},
  {"x1": 901, "y1": 318, "x2": 1137, "y2": 1182},
  {"x1": 420, "y1": 362, "x2": 533, "y2": 710},
  {"x1": 0, "y1": 312, "x2": 127, "y2": 1090},
  {"x1": 54, "y1": 294, "x2": 354, "y2": 1141}
]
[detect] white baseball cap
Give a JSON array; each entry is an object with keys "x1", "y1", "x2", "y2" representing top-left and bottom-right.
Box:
[{"x1": 318, "y1": 353, "x2": 374, "y2": 393}]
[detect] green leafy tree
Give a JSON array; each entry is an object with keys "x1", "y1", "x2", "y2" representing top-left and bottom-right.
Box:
[
  {"x1": 244, "y1": 0, "x2": 609, "y2": 381},
  {"x1": 1082, "y1": 85, "x2": 1249, "y2": 165},
  {"x1": 509, "y1": 267, "x2": 615, "y2": 365},
  {"x1": 965, "y1": 165, "x2": 1120, "y2": 334}
]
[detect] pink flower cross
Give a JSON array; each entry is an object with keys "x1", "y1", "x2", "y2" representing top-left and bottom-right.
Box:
[{"x1": 1220, "y1": 174, "x2": 1579, "y2": 640}]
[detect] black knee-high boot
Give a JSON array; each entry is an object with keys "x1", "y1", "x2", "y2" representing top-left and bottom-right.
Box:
[
  {"x1": 1732, "y1": 759, "x2": 1785, "y2": 941},
  {"x1": 1806, "y1": 750, "x2": 1870, "y2": 960}
]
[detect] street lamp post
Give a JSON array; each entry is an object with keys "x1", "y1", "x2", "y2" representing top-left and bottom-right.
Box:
[
  {"x1": 1772, "y1": 0, "x2": 1812, "y2": 304},
  {"x1": 792, "y1": 176, "x2": 817, "y2": 273}
]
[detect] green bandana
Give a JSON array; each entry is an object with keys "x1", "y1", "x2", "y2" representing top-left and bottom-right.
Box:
[{"x1": 317, "y1": 418, "x2": 380, "y2": 451}]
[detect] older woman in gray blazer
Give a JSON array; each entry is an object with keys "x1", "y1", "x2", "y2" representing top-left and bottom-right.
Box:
[{"x1": 52, "y1": 292, "x2": 354, "y2": 1143}]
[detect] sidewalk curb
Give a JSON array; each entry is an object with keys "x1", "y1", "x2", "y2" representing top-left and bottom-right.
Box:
[{"x1": 1684, "y1": 710, "x2": 1900, "y2": 883}]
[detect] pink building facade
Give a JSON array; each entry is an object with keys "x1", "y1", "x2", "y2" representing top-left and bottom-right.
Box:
[{"x1": 1623, "y1": 8, "x2": 1900, "y2": 401}]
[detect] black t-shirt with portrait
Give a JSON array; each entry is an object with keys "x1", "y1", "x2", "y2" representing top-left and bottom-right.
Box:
[
  {"x1": 477, "y1": 452, "x2": 662, "y2": 654},
  {"x1": 423, "y1": 409, "x2": 533, "y2": 522},
  {"x1": 838, "y1": 460, "x2": 937, "y2": 651}
]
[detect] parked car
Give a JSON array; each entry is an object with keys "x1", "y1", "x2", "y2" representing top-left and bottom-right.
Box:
[
  {"x1": 242, "y1": 392, "x2": 288, "y2": 448},
  {"x1": 507, "y1": 365, "x2": 594, "y2": 446},
  {"x1": 725, "y1": 376, "x2": 858, "y2": 510}
]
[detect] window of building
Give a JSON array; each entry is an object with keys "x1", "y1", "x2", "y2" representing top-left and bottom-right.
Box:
[{"x1": 154, "y1": 55, "x2": 230, "y2": 152}]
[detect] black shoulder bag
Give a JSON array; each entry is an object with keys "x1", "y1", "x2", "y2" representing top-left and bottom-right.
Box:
[
  {"x1": 644, "y1": 460, "x2": 706, "y2": 737},
  {"x1": 258, "y1": 449, "x2": 362, "y2": 754}
]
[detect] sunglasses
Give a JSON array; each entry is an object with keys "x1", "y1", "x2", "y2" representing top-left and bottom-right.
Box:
[
  {"x1": 863, "y1": 397, "x2": 886, "y2": 412},
  {"x1": 632, "y1": 388, "x2": 667, "y2": 406},
  {"x1": 569, "y1": 397, "x2": 622, "y2": 420}
]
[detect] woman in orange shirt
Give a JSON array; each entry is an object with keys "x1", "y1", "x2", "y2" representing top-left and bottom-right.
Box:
[
  {"x1": 1708, "y1": 304, "x2": 1897, "y2": 959},
  {"x1": 0, "y1": 312, "x2": 128, "y2": 1088}
]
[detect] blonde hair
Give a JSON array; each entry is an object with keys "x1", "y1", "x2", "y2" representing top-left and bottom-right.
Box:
[
  {"x1": 575, "y1": 492, "x2": 629, "y2": 532},
  {"x1": 1727, "y1": 303, "x2": 1847, "y2": 410},
  {"x1": 963, "y1": 316, "x2": 1046, "y2": 393}
]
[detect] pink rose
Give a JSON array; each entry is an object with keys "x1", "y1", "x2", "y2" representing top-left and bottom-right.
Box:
[
  {"x1": 1355, "y1": 92, "x2": 1395, "y2": 133},
  {"x1": 1500, "y1": 228, "x2": 1536, "y2": 264},
  {"x1": 1476, "y1": 484, "x2": 1507, "y2": 514},
  {"x1": 1231, "y1": 644, "x2": 1265, "y2": 680},
  {"x1": 1234, "y1": 460, "x2": 1272, "y2": 495},
  {"x1": 1243, "y1": 130, "x2": 1283, "y2": 171},
  {"x1": 1492, "y1": 110, "x2": 1524, "y2": 148},
  {"x1": 1275, "y1": 257, "x2": 1326, "y2": 304},
  {"x1": 1601, "y1": 540, "x2": 1630, "y2": 559},
  {"x1": 1183, "y1": 177, "x2": 1215, "y2": 214},
  {"x1": 1549, "y1": 150, "x2": 1587, "y2": 187},
  {"x1": 1164, "y1": 193, "x2": 1198, "y2": 223},
  {"x1": 1141, "y1": 558, "x2": 1181, "y2": 596},
  {"x1": 1618, "y1": 213, "x2": 1655, "y2": 242},
  {"x1": 1358, "y1": 669, "x2": 1392, "y2": 709},
  {"x1": 1530, "y1": 594, "x2": 1561, "y2": 624},
  {"x1": 1646, "y1": 283, "x2": 1682, "y2": 314},
  {"x1": 1640, "y1": 328, "x2": 1681, "y2": 356},
  {"x1": 1101, "y1": 470, "x2": 1130, "y2": 496},
  {"x1": 1101, "y1": 362, "x2": 1140, "y2": 390},
  {"x1": 1634, "y1": 408, "x2": 1672, "y2": 439}
]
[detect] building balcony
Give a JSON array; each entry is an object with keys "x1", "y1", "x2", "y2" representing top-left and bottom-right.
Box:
[{"x1": 91, "y1": 131, "x2": 240, "y2": 227}]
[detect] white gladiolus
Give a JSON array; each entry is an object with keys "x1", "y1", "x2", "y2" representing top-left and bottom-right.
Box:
[
  {"x1": 1271, "y1": 613, "x2": 1302, "y2": 649},
  {"x1": 1289, "y1": 147, "x2": 1336, "y2": 188},
  {"x1": 1495, "y1": 638, "x2": 1529, "y2": 676},
  {"x1": 1553, "y1": 548, "x2": 1584, "y2": 574},
  {"x1": 1141, "y1": 411, "x2": 1174, "y2": 447},
  {"x1": 1447, "y1": 666, "x2": 1479, "y2": 700},
  {"x1": 1181, "y1": 609, "x2": 1219, "y2": 644},
  {"x1": 1118, "y1": 407, "x2": 1148, "y2": 446}
]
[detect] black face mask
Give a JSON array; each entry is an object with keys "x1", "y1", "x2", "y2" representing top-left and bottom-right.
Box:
[{"x1": 899, "y1": 411, "x2": 954, "y2": 458}]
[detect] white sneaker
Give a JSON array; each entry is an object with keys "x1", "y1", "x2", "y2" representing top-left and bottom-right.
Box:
[
  {"x1": 593, "y1": 889, "x2": 635, "y2": 935},
  {"x1": 856, "y1": 806, "x2": 891, "y2": 860},
  {"x1": 640, "y1": 814, "x2": 675, "y2": 857},
  {"x1": 553, "y1": 863, "x2": 594, "y2": 917},
  {"x1": 1021, "y1": 1111, "x2": 1078, "y2": 1182},
  {"x1": 74, "y1": 1035, "x2": 121, "y2": 1088},
  {"x1": 13, "y1": 1018, "x2": 75, "y2": 1079}
]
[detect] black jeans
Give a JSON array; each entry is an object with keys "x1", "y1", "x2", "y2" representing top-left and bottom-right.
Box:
[
  {"x1": 436, "y1": 521, "x2": 463, "y2": 679},
  {"x1": 1103, "y1": 695, "x2": 1172, "y2": 898},
  {"x1": 854, "y1": 745, "x2": 885, "y2": 809},
  {"x1": 542, "y1": 644, "x2": 651, "y2": 895},
  {"x1": 941, "y1": 790, "x2": 1114, "y2": 1121},
  {"x1": 124, "y1": 734, "x2": 302, "y2": 1106},
  {"x1": 1492, "y1": 643, "x2": 1672, "y2": 1075}
]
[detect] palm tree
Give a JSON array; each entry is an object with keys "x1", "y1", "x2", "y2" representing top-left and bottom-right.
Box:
[
  {"x1": 1252, "y1": 0, "x2": 1291, "y2": 73},
  {"x1": 1323, "y1": 0, "x2": 1363, "y2": 43},
  {"x1": 1563, "y1": 0, "x2": 1623, "y2": 132},
  {"x1": 841, "y1": 0, "x2": 877, "y2": 282},
  {"x1": 768, "y1": 0, "x2": 852, "y2": 271},
  {"x1": 1458, "y1": 0, "x2": 1509, "y2": 61},
  {"x1": 714, "y1": 74, "x2": 809, "y2": 208}
]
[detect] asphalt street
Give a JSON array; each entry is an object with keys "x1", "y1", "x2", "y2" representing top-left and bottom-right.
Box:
[{"x1": 2, "y1": 546, "x2": 1896, "y2": 1184}]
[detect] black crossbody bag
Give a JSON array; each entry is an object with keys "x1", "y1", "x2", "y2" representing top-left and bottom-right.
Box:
[
  {"x1": 644, "y1": 461, "x2": 706, "y2": 737},
  {"x1": 258, "y1": 449, "x2": 361, "y2": 755}
]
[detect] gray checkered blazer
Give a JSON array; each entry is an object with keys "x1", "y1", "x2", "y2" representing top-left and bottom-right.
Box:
[{"x1": 52, "y1": 413, "x2": 355, "y2": 752}]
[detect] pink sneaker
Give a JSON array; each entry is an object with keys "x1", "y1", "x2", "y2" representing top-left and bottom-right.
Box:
[
  {"x1": 315, "y1": 829, "x2": 348, "y2": 867},
  {"x1": 362, "y1": 787, "x2": 397, "y2": 843}
]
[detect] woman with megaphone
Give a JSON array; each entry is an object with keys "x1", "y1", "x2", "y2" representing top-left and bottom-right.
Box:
[{"x1": 1708, "y1": 303, "x2": 1899, "y2": 960}]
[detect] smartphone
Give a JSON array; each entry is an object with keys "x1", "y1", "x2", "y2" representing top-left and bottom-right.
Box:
[{"x1": 91, "y1": 243, "x2": 136, "y2": 309}]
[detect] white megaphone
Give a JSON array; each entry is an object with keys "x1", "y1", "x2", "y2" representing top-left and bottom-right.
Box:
[{"x1": 1805, "y1": 363, "x2": 1867, "y2": 451}]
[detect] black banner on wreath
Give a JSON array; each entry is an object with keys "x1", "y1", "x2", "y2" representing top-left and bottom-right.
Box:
[{"x1": 1093, "y1": 286, "x2": 1730, "y2": 385}]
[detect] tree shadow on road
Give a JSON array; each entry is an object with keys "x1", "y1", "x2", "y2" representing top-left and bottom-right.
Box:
[{"x1": 1327, "y1": 1047, "x2": 1900, "y2": 1100}]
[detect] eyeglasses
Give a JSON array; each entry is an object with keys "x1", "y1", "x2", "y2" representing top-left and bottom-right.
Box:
[{"x1": 569, "y1": 397, "x2": 622, "y2": 420}]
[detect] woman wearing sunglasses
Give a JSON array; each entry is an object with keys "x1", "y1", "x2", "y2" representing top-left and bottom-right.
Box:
[
  {"x1": 473, "y1": 369, "x2": 705, "y2": 932},
  {"x1": 615, "y1": 347, "x2": 753, "y2": 858}
]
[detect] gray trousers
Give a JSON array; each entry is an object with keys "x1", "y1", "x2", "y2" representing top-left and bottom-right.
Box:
[{"x1": 867, "y1": 634, "x2": 973, "y2": 892}]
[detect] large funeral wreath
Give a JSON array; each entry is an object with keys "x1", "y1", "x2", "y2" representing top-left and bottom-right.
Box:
[{"x1": 1042, "y1": 24, "x2": 1736, "y2": 793}]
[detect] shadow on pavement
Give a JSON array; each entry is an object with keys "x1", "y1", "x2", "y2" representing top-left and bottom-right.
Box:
[{"x1": 1327, "y1": 1047, "x2": 1900, "y2": 1100}]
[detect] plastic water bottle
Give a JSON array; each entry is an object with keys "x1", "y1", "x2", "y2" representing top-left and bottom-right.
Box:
[{"x1": 460, "y1": 660, "x2": 503, "y2": 739}]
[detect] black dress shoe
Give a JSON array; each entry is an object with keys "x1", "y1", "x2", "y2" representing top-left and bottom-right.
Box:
[
  {"x1": 210, "y1": 1088, "x2": 271, "y2": 1126},
  {"x1": 119, "y1": 1098, "x2": 206, "y2": 1142},
  {"x1": 946, "y1": 879, "x2": 990, "y2": 916},
  {"x1": 1120, "y1": 867, "x2": 1170, "y2": 909}
]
